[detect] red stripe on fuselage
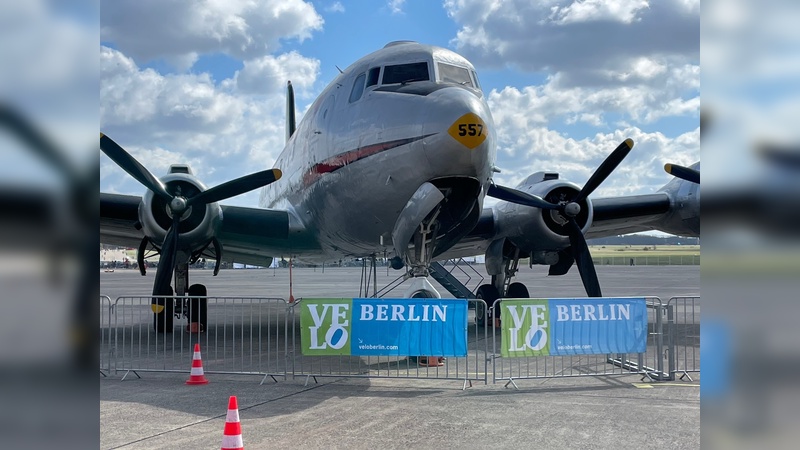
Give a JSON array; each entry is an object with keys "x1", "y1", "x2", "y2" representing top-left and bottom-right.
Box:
[{"x1": 302, "y1": 134, "x2": 434, "y2": 186}]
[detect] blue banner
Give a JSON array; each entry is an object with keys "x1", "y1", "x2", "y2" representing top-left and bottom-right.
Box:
[
  {"x1": 501, "y1": 298, "x2": 648, "y2": 357},
  {"x1": 300, "y1": 298, "x2": 468, "y2": 357}
]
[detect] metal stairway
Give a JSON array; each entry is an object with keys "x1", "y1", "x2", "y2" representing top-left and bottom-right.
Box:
[{"x1": 428, "y1": 261, "x2": 477, "y2": 299}]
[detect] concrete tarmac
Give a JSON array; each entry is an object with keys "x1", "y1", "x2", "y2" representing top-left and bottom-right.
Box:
[{"x1": 100, "y1": 265, "x2": 699, "y2": 449}]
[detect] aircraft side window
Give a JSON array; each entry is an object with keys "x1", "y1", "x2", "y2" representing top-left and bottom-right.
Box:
[
  {"x1": 437, "y1": 62, "x2": 473, "y2": 87},
  {"x1": 349, "y1": 73, "x2": 366, "y2": 103},
  {"x1": 382, "y1": 62, "x2": 429, "y2": 84},
  {"x1": 366, "y1": 67, "x2": 380, "y2": 87}
]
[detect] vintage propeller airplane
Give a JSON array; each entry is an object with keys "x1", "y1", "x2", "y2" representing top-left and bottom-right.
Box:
[{"x1": 100, "y1": 41, "x2": 699, "y2": 331}]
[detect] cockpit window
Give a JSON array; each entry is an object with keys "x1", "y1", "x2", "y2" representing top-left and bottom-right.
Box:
[
  {"x1": 471, "y1": 70, "x2": 481, "y2": 90},
  {"x1": 437, "y1": 62, "x2": 473, "y2": 87},
  {"x1": 349, "y1": 72, "x2": 366, "y2": 103},
  {"x1": 366, "y1": 67, "x2": 380, "y2": 87},
  {"x1": 382, "y1": 62, "x2": 429, "y2": 84}
]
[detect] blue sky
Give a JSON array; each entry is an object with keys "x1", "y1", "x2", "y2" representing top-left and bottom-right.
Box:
[{"x1": 98, "y1": 0, "x2": 700, "y2": 206}]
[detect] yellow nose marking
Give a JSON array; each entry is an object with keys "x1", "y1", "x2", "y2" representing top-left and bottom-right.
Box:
[{"x1": 448, "y1": 113, "x2": 487, "y2": 149}]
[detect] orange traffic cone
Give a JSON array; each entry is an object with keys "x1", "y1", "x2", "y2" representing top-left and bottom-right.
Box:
[
  {"x1": 221, "y1": 396, "x2": 244, "y2": 450},
  {"x1": 186, "y1": 343, "x2": 209, "y2": 385}
]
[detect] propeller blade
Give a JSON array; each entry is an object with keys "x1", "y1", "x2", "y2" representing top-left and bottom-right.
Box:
[
  {"x1": 100, "y1": 133, "x2": 172, "y2": 202},
  {"x1": 566, "y1": 219, "x2": 602, "y2": 297},
  {"x1": 664, "y1": 163, "x2": 700, "y2": 184},
  {"x1": 548, "y1": 249, "x2": 575, "y2": 276},
  {"x1": 1, "y1": 105, "x2": 81, "y2": 186},
  {"x1": 574, "y1": 139, "x2": 634, "y2": 204},
  {"x1": 186, "y1": 168, "x2": 282, "y2": 207},
  {"x1": 487, "y1": 184, "x2": 559, "y2": 210},
  {"x1": 152, "y1": 215, "x2": 180, "y2": 296}
]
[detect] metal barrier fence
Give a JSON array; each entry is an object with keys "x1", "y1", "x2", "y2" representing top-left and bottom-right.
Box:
[
  {"x1": 99, "y1": 295, "x2": 699, "y2": 386},
  {"x1": 111, "y1": 296, "x2": 289, "y2": 383},
  {"x1": 100, "y1": 295, "x2": 113, "y2": 376},
  {"x1": 491, "y1": 298, "x2": 669, "y2": 388},
  {"x1": 667, "y1": 296, "x2": 700, "y2": 381},
  {"x1": 592, "y1": 255, "x2": 700, "y2": 266},
  {"x1": 289, "y1": 298, "x2": 490, "y2": 389},
  {"x1": 606, "y1": 299, "x2": 670, "y2": 381}
]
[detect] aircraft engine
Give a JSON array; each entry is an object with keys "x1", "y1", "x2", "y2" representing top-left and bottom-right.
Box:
[
  {"x1": 494, "y1": 173, "x2": 593, "y2": 252},
  {"x1": 486, "y1": 138, "x2": 635, "y2": 297},
  {"x1": 138, "y1": 169, "x2": 222, "y2": 254},
  {"x1": 100, "y1": 133, "x2": 281, "y2": 297}
]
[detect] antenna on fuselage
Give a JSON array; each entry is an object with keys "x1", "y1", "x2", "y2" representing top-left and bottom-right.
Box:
[
  {"x1": 286, "y1": 81, "x2": 296, "y2": 143},
  {"x1": 335, "y1": 65, "x2": 343, "y2": 74}
]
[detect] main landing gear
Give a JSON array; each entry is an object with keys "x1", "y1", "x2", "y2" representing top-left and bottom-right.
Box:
[
  {"x1": 152, "y1": 282, "x2": 209, "y2": 334},
  {"x1": 475, "y1": 248, "x2": 531, "y2": 327},
  {"x1": 142, "y1": 241, "x2": 212, "y2": 334}
]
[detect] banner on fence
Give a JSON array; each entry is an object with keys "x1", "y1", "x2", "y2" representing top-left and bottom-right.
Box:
[
  {"x1": 300, "y1": 298, "x2": 468, "y2": 357},
  {"x1": 500, "y1": 298, "x2": 648, "y2": 357}
]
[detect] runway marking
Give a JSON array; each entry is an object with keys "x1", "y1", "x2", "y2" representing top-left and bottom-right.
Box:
[
  {"x1": 633, "y1": 383, "x2": 699, "y2": 389},
  {"x1": 366, "y1": 371, "x2": 489, "y2": 377}
]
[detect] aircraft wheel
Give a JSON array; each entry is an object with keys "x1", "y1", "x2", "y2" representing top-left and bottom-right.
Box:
[
  {"x1": 475, "y1": 284, "x2": 500, "y2": 327},
  {"x1": 506, "y1": 282, "x2": 530, "y2": 298},
  {"x1": 188, "y1": 283, "x2": 209, "y2": 332},
  {"x1": 153, "y1": 288, "x2": 174, "y2": 333},
  {"x1": 410, "y1": 289, "x2": 437, "y2": 298}
]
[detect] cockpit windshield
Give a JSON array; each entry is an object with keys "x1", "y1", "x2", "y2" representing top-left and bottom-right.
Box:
[
  {"x1": 382, "y1": 62, "x2": 429, "y2": 84},
  {"x1": 437, "y1": 62, "x2": 473, "y2": 88}
]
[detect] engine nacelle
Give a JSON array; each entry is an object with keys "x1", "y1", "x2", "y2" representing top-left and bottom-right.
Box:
[
  {"x1": 656, "y1": 163, "x2": 700, "y2": 237},
  {"x1": 493, "y1": 172, "x2": 593, "y2": 252},
  {"x1": 138, "y1": 167, "x2": 223, "y2": 252}
]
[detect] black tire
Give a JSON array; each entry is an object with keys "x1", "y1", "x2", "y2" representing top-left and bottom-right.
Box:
[
  {"x1": 506, "y1": 282, "x2": 530, "y2": 298},
  {"x1": 410, "y1": 290, "x2": 437, "y2": 298},
  {"x1": 153, "y1": 287, "x2": 174, "y2": 333},
  {"x1": 475, "y1": 284, "x2": 500, "y2": 327},
  {"x1": 188, "y1": 283, "x2": 209, "y2": 329},
  {"x1": 502, "y1": 282, "x2": 530, "y2": 322}
]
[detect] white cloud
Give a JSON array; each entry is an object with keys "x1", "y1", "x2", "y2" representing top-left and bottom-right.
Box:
[
  {"x1": 231, "y1": 52, "x2": 320, "y2": 95},
  {"x1": 487, "y1": 63, "x2": 699, "y2": 129},
  {"x1": 444, "y1": 0, "x2": 698, "y2": 89},
  {"x1": 100, "y1": 0, "x2": 323, "y2": 70},
  {"x1": 0, "y1": 0, "x2": 98, "y2": 157},
  {"x1": 444, "y1": 0, "x2": 699, "y2": 183},
  {"x1": 101, "y1": 47, "x2": 244, "y2": 133},
  {"x1": 326, "y1": 2, "x2": 345, "y2": 13},
  {"x1": 388, "y1": 0, "x2": 406, "y2": 15},
  {"x1": 549, "y1": 0, "x2": 650, "y2": 25},
  {"x1": 100, "y1": 45, "x2": 318, "y2": 205},
  {"x1": 490, "y1": 125, "x2": 699, "y2": 198}
]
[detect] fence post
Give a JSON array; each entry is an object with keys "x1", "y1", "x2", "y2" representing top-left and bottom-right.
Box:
[
  {"x1": 655, "y1": 301, "x2": 664, "y2": 378},
  {"x1": 666, "y1": 302, "x2": 676, "y2": 381}
]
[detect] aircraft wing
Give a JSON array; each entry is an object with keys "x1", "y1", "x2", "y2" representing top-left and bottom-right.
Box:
[
  {"x1": 100, "y1": 192, "x2": 303, "y2": 267},
  {"x1": 439, "y1": 184, "x2": 697, "y2": 262},
  {"x1": 584, "y1": 193, "x2": 672, "y2": 239}
]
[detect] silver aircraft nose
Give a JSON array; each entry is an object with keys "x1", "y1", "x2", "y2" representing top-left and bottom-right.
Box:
[{"x1": 421, "y1": 86, "x2": 496, "y2": 182}]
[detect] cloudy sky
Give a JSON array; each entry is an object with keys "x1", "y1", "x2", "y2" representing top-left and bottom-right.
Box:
[{"x1": 99, "y1": 0, "x2": 700, "y2": 206}]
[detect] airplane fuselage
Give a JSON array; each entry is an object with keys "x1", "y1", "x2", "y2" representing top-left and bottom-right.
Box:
[{"x1": 260, "y1": 42, "x2": 496, "y2": 260}]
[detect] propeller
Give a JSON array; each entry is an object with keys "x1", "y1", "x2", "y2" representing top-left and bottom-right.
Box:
[
  {"x1": 487, "y1": 138, "x2": 635, "y2": 297},
  {"x1": 664, "y1": 163, "x2": 699, "y2": 184},
  {"x1": 100, "y1": 133, "x2": 282, "y2": 296}
]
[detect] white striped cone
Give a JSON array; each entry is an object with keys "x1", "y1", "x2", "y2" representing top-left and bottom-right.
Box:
[
  {"x1": 186, "y1": 343, "x2": 209, "y2": 385},
  {"x1": 221, "y1": 396, "x2": 244, "y2": 450}
]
